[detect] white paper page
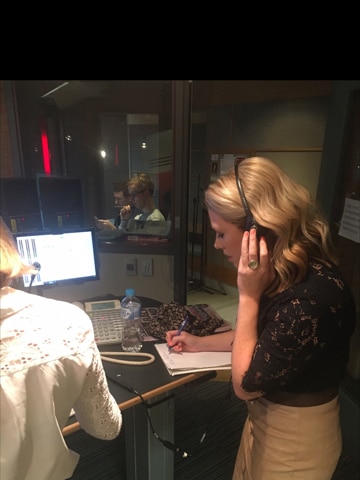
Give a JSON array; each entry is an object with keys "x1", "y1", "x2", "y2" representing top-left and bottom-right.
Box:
[
  {"x1": 339, "y1": 197, "x2": 360, "y2": 244},
  {"x1": 155, "y1": 343, "x2": 231, "y2": 376}
]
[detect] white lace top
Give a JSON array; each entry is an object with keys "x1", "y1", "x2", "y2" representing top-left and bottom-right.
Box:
[{"x1": 0, "y1": 287, "x2": 122, "y2": 480}]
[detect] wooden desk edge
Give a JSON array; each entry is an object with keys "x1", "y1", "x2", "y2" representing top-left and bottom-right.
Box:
[{"x1": 62, "y1": 370, "x2": 215, "y2": 437}]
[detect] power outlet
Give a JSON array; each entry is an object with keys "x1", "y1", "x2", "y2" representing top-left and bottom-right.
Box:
[
  {"x1": 125, "y1": 258, "x2": 137, "y2": 276},
  {"x1": 142, "y1": 258, "x2": 153, "y2": 276}
]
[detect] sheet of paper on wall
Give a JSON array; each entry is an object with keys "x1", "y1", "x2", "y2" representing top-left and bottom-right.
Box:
[
  {"x1": 220, "y1": 154, "x2": 249, "y2": 175},
  {"x1": 339, "y1": 197, "x2": 360, "y2": 244}
]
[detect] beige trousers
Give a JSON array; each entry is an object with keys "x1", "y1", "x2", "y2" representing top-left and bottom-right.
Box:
[{"x1": 232, "y1": 396, "x2": 341, "y2": 480}]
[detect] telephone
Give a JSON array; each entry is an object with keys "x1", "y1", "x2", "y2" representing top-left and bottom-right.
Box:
[{"x1": 72, "y1": 300, "x2": 155, "y2": 365}]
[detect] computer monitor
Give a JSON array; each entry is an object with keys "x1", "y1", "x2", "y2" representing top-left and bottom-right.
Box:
[
  {"x1": 0, "y1": 177, "x2": 42, "y2": 233},
  {"x1": 13, "y1": 228, "x2": 100, "y2": 288},
  {"x1": 37, "y1": 175, "x2": 85, "y2": 230}
]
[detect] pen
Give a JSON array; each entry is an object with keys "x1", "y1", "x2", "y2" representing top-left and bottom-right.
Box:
[{"x1": 168, "y1": 315, "x2": 189, "y2": 352}]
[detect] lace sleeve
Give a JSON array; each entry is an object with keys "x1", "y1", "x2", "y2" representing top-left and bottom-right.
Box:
[
  {"x1": 73, "y1": 343, "x2": 122, "y2": 440},
  {"x1": 241, "y1": 264, "x2": 355, "y2": 394}
]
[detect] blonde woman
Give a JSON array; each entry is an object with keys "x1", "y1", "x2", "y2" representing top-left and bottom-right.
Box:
[
  {"x1": 0, "y1": 217, "x2": 122, "y2": 480},
  {"x1": 166, "y1": 157, "x2": 356, "y2": 480}
]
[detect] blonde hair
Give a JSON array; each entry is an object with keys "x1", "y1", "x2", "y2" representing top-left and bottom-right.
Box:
[
  {"x1": 0, "y1": 217, "x2": 36, "y2": 288},
  {"x1": 204, "y1": 157, "x2": 338, "y2": 296},
  {"x1": 128, "y1": 173, "x2": 155, "y2": 195}
]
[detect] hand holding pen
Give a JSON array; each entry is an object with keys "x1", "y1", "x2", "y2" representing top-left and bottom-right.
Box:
[{"x1": 168, "y1": 315, "x2": 189, "y2": 353}]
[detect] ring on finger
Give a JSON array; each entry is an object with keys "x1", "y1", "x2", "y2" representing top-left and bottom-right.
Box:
[{"x1": 248, "y1": 259, "x2": 259, "y2": 270}]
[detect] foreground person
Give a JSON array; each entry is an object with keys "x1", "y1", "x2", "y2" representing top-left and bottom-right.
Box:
[
  {"x1": 167, "y1": 157, "x2": 356, "y2": 480},
  {"x1": 0, "y1": 217, "x2": 122, "y2": 480}
]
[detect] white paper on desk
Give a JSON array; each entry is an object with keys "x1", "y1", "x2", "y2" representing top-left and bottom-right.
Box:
[{"x1": 155, "y1": 343, "x2": 231, "y2": 376}]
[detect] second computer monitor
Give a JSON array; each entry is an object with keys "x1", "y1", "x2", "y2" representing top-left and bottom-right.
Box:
[
  {"x1": 37, "y1": 176, "x2": 85, "y2": 230},
  {"x1": 0, "y1": 177, "x2": 42, "y2": 233}
]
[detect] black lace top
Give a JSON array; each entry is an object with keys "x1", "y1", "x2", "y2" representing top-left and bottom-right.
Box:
[{"x1": 241, "y1": 261, "x2": 356, "y2": 394}]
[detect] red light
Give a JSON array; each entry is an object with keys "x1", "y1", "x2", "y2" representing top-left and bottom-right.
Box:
[{"x1": 40, "y1": 123, "x2": 51, "y2": 174}]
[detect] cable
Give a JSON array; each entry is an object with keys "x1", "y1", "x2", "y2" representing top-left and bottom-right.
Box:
[
  {"x1": 108, "y1": 374, "x2": 191, "y2": 458},
  {"x1": 108, "y1": 373, "x2": 234, "y2": 458},
  {"x1": 100, "y1": 352, "x2": 155, "y2": 365}
]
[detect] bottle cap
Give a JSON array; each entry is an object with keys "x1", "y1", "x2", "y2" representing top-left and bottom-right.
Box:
[{"x1": 125, "y1": 288, "x2": 135, "y2": 296}]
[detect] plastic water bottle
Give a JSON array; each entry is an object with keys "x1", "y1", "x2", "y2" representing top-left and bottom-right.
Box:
[{"x1": 121, "y1": 288, "x2": 142, "y2": 352}]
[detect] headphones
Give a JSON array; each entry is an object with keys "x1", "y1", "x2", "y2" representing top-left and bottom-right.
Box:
[{"x1": 234, "y1": 161, "x2": 267, "y2": 239}]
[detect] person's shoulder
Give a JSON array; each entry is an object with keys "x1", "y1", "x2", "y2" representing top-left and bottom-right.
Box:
[
  {"x1": 31, "y1": 294, "x2": 92, "y2": 327},
  {"x1": 1, "y1": 288, "x2": 94, "y2": 337},
  {"x1": 39, "y1": 297, "x2": 97, "y2": 347},
  {"x1": 309, "y1": 261, "x2": 348, "y2": 286},
  {"x1": 299, "y1": 262, "x2": 355, "y2": 309},
  {"x1": 130, "y1": 208, "x2": 142, "y2": 218},
  {"x1": 150, "y1": 209, "x2": 166, "y2": 221}
]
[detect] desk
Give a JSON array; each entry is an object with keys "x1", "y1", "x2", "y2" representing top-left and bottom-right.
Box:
[{"x1": 62, "y1": 296, "x2": 216, "y2": 480}]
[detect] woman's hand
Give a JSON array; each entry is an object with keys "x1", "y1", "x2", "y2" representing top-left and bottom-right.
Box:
[
  {"x1": 238, "y1": 229, "x2": 274, "y2": 300},
  {"x1": 166, "y1": 329, "x2": 234, "y2": 353},
  {"x1": 165, "y1": 330, "x2": 202, "y2": 353}
]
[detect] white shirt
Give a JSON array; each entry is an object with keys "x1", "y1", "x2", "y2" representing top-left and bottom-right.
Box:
[
  {"x1": 134, "y1": 209, "x2": 165, "y2": 222},
  {"x1": 119, "y1": 208, "x2": 165, "y2": 230},
  {"x1": 0, "y1": 287, "x2": 122, "y2": 480}
]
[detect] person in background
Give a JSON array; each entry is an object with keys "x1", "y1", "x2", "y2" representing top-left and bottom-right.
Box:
[
  {"x1": 119, "y1": 172, "x2": 165, "y2": 231},
  {"x1": 166, "y1": 156, "x2": 356, "y2": 480},
  {"x1": 0, "y1": 217, "x2": 122, "y2": 480},
  {"x1": 94, "y1": 179, "x2": 140, "y2": 231}
]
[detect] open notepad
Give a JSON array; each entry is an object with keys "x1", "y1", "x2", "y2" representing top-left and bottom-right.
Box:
[{"x1": 155, "y1": 343, "x2": 231, "y2": 376}]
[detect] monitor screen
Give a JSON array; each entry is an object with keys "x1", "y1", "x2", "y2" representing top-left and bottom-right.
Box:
[
  {"x1": 0, "y1": 177, "x2": 42, "y2": 232},
  {"x1": 13, "y1": 228, "x2": 100, "y2": 288},
  {"x1": 37, "y1": 176, "x2": 85, "y2": 230}
]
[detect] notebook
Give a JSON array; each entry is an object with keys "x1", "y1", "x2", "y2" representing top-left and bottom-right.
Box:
[{"x1": 155, "y1": 342, "x2": 231, "y2": 376}]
